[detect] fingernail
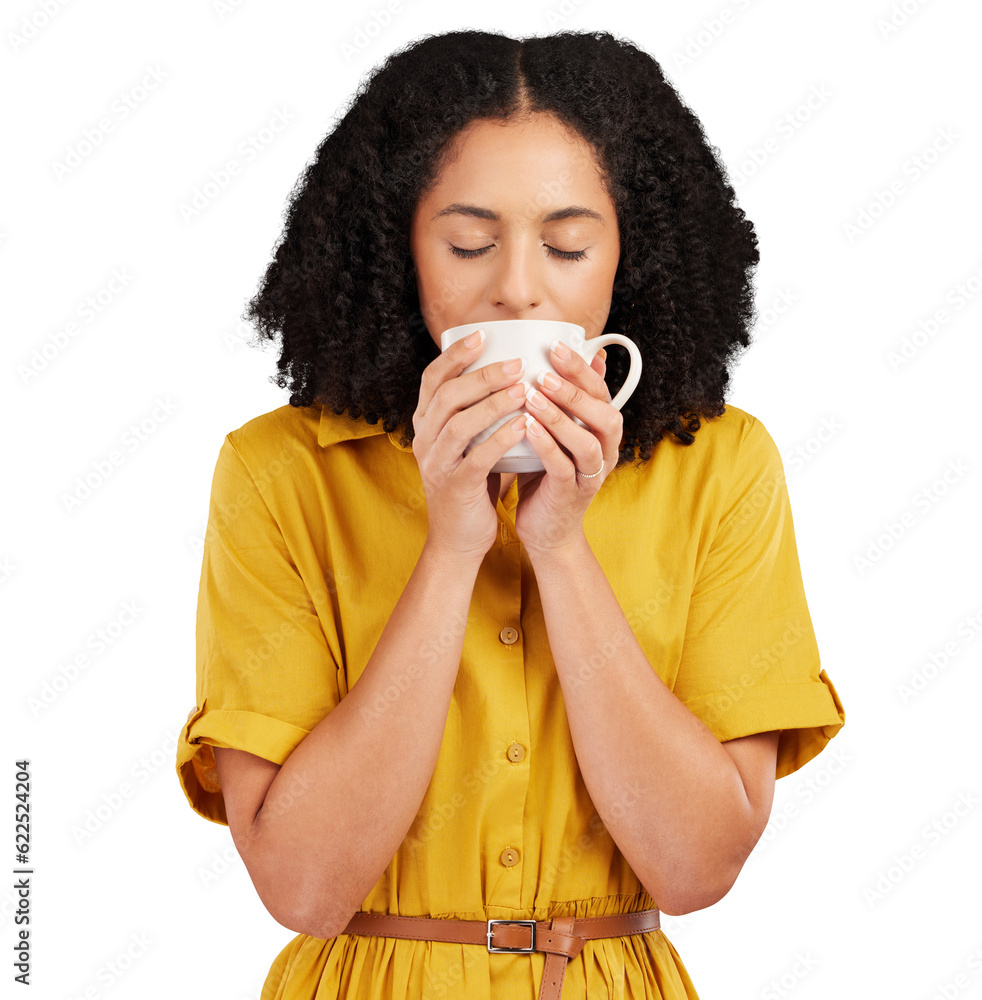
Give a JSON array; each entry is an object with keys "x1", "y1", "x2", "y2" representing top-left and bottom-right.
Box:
[
  {"x1": 537, "y1": 370, "x2": 562, "y2": 390},
  {"x1": 524, "y1": 412, "x2": 543, "y2": 436},
  {"x1": 464, "y1": 329, "x2": 484, "y2": 348},
  {"x1": 550, "y1": 337, "x2": 570, "y2": 360}
]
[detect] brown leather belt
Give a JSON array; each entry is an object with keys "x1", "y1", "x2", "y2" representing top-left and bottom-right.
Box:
[{"x1": 341, "y1": 908, "x2": 661, "y2": 1000}]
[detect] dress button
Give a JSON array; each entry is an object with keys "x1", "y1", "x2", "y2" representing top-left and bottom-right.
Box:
[
  {"x1": 499, "y1": 626, "x2": 520, "y2": 645},
  {"x1": 500, "y1": 848, "x2": 520, "y2": 867},
  {"x1": 506, "y1": 743, "x2": 526, "y2": 763}
]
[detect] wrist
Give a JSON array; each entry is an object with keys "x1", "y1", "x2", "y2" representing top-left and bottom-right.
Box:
[
  {"x1": 420, "y1": 537, "x2": 487, "y2": 575},
  {"x1": 523, "y1": 529, "x2": 591, "y2": 568}
]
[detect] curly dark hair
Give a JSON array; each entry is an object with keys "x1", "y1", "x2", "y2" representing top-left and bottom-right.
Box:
[{"x1": 243, "y1": 29, "x2": 759, "y2": 468}]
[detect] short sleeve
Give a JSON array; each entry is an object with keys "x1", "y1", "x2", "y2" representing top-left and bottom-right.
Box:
[
  {"x1": 175, "y1": 436, "x2": 343, "y2": 825},
  {"x1": 674, "y1": 416, "x2": 845, "y2": 779}
]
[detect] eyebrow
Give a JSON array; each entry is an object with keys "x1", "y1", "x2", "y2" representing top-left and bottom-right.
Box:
[{"x1": 431, "y1": 202, "x2": 605, "y2": 225}]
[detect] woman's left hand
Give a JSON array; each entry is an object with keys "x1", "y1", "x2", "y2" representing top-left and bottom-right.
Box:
[{"x1": 513, "y1": 341, "x2": 618, "y2": 557}]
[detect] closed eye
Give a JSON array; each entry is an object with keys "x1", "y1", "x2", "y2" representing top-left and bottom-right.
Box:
[{"x1": 449, "y1": 244, "x2": 588, "y2": 261}]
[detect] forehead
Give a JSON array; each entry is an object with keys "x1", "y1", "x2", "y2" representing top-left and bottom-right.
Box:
[{"x1": 419, "y1": 114, "x2": 612, "y2": 217}]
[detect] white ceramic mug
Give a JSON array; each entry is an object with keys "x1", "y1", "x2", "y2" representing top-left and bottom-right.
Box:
[{"x1": 439, "y1": 319, "x2": 643, "y2": 473}]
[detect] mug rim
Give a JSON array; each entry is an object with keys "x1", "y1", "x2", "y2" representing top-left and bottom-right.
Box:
[{"x1": 440, "y1": 318, "x2": 585, "y2": 349}]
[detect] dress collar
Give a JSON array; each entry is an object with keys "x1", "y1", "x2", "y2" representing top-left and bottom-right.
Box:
[{"x1": 316, "y1": 405, "x2": 414, "y2": 453}]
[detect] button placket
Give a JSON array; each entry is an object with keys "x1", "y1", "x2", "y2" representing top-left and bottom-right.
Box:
[{"x1": 479, "y1": 514, "x2": 529, "y2": 904}]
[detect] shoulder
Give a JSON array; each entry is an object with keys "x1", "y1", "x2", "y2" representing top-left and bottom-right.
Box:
[
  {"x1": 220, "y1": 403, "x2": 320, "y2": 468},
  {"x1": 665, "y1": 404, "x2": 779, "y2": 480},
  {"x1": 209, "y1": 404, "x2": 322, "y2": 502},
  {"x1": 690, "y1": 403, "x2": 759, "y2": 448},
  {"x1": 631, "y1": 405, "x2": 784, "y2": 530},
  {"x1": 694, "y1": 406, "x2": 790, "y2": 531}
]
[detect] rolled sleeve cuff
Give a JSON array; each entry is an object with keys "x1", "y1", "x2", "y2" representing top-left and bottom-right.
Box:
[
  {"x1": 175, "y1": 703, "x2": 312, "y2": 826},
  {"x1": 680, "y1": 669, "x2": 846, "y2": 779}
]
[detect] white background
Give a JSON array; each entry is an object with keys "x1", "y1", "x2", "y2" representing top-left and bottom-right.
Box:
[{"x1": 3, "y1": 1, "x2": 981, "y2": 998}]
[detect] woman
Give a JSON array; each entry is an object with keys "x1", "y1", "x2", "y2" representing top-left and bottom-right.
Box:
[{"x1": 175, "y1": 29, "x2": 845, "y2": 1000}]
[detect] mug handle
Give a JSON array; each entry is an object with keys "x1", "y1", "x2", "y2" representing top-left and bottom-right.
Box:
[{"x1": 581, "y1": 333, "x2": 642, "y2": 410}]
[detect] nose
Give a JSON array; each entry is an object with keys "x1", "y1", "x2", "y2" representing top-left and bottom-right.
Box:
[{"x1": 487, "y1": 238, "x2": 544, "y2": 315}]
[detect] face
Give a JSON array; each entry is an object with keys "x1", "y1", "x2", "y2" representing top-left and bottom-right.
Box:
[{"x1": 409, "y1": 112, "x2": 621, "y2": 349}]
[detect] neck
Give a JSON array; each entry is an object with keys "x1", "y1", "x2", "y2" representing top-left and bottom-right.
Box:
[{"x1": 499, "y1": 473, "x2": 517, "y2": 501}]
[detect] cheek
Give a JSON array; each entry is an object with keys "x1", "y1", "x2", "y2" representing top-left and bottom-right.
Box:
[
  {"x1": 563, "y1": 256, "x2": 618, "y2": 335},
  {"x1": 412, "y1": 247, "x2": 443, "y2": 300},
  {"x1": 409, "y1": 222, "x2": 437, "y2": 282},
  {"x1": 411, "y1": 247, "x2": 468, "y2": 337},
  {"x1": 563, "y1": 262, "x2": 614, "y2": 304}
]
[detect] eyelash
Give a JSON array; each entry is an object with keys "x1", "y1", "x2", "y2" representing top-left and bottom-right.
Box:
[{"x1": 449, "y1": 244, "x2": 588, "y2": 262}]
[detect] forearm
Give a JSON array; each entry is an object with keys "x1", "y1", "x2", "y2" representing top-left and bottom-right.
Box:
[
  {"x1": 253, "y1": 540, "x2": 482, "y2": 937},
  {"x1": 527, "y1": 531, "x2": 755, "y2": 915}
]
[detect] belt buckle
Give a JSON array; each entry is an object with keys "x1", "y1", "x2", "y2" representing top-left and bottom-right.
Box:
[{"x1": 487, "y1": 919, "x2": 537, "y2": 953}]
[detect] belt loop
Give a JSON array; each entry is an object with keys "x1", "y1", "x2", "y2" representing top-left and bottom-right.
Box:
[{"x1": 538, "y1": 915, "x2": 575, "y2": 1000}]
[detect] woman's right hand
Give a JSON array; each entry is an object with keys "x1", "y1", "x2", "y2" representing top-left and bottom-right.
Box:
[{"x1": 412, "y1": 330, "x2": 529, "y2": 561}]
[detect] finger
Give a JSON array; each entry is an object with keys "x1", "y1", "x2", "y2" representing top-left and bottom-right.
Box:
[
  {"x1": 522, "y1": 412, "x2": 579, "y2": 487},
  {"x1": 523, "y1": 387, "x2": 607, "y2": 482},
  {"x1": 589, "y1": 352, "x2": 610, "y2": 401},
  {"x1": 456, "y1": 410, "x2": 528, "y2": 485},
  {"x1": 527, "y1": 366, "x2": 614, "y2": 435},
  {"x1": 428, "y1": 379, "x2": 529, "y2": 475},
  {"x1": 523, "y1": 376, "x2": 615, "y2": 473},
  {"x1": 549, "y1": 338, "x2": 610, "y2": 400},
  {"x1": 428, "y1": 352, "x2": 529, "y2": 424},
  {"x1": 416, "y1": 329, "x2": 487, "y2": 417},
  {"x1": 416, "y1": 345, "x2": 528, "y2": 453}
]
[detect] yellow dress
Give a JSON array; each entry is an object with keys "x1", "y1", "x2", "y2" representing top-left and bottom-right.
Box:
[{"x1": 175, "y1": 401, "x2": 845, "y2": 999}]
